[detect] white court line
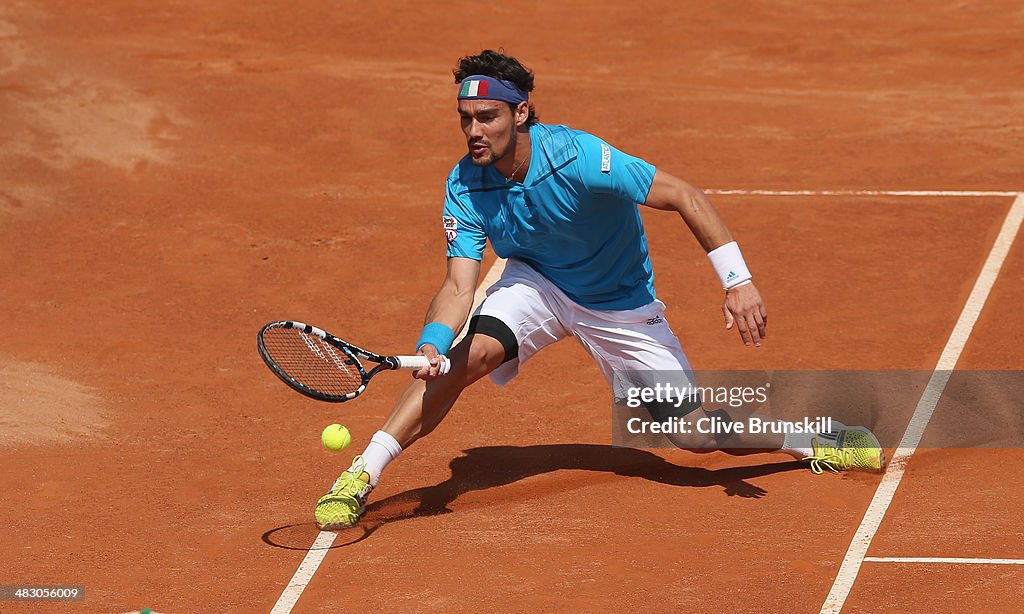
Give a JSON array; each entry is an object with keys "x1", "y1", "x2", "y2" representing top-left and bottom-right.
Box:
[
  {"x1": 270, "y1": 258, "x2": 507, "y2": 614},
  {"x1": 705, "y1": 189, "x2": 1018, "y2": 197},
  {"x1": 820, "y1": 193, "x2": 1024, "y2": 614},
  {"x1": 865, "y1": 557, "x2": 1024, "y2": 565},
  {"x1": 269, "y1": 530, "x2": 337, "y2": 614}
]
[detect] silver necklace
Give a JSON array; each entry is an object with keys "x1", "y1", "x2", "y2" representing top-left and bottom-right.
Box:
[{"x1": 507, "y1": 155, "x2": 529, "y2": 182}]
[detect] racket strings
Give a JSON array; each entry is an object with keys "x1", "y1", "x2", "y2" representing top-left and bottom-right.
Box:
[{"x1": 262, "y1": 327, "x2": 364, "y2": 396}]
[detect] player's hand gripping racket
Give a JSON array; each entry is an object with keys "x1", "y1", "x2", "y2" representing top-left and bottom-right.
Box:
[{"x1": 257, "y1": 320, "x2": 450, "y2": 402}]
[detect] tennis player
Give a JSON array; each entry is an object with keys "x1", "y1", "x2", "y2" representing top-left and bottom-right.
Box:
[{"x1": 315, "y1": 50, "x2": 885, "y2": 529}]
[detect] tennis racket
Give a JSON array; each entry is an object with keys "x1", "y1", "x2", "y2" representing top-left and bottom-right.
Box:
[{"x1": 257, "y1": 320, "x2": 450, "y2": 402}]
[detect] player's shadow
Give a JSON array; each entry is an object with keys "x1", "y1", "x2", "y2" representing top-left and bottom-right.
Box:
[
  {"x1": 261, "y1": 444, "x2": 804, "y2": 549},
  {"x1": 367, "y1": 443, "x2": 803, "y2": 522}
]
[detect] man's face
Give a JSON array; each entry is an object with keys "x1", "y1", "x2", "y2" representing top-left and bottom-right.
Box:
[{"x1": 458, "y1": 99, "x2": 517, "y2": 166}]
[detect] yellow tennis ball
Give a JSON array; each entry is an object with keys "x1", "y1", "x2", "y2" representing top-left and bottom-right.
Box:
[{"x1": 321, "y1": 424, "x2": 351, "y2": 452}]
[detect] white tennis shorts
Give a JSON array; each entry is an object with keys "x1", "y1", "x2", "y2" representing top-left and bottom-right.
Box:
[{"x1": 476, "y1": 259, "x2": 695, "y2": 399}]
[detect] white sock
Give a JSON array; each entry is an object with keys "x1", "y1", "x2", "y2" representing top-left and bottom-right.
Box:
[
  {"x1": 352, "y1": 430, "x2": 402, "y2": 486},
  {"x1": 781, "y1": 427, "x2": 814, "y2": 460},
  {"x1": 779, "y1": 419, "x2": 844, "y2": 460}
]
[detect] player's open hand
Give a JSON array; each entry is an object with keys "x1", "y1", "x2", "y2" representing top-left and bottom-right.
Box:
[
  {"x1": 413, "y1": 344, "x2": 449, "y2": 380},
  {"x1": 723, "y1": 283, "x2": 767, "y2": 347}
]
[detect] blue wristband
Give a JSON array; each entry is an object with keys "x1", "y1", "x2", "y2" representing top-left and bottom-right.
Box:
[{"x1": 416, "y1": 322, "x2": 455, "y2": 354}]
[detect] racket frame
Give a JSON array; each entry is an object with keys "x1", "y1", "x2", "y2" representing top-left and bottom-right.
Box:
[{"x1": 257, "y1": 320, "x2": 435, "y2": 402}]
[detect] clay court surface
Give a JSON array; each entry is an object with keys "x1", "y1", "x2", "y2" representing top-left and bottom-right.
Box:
[{"x1": 2, "y1": 1, "x2": 1023, "y2": 612}]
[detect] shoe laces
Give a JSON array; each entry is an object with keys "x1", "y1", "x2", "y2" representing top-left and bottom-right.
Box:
[
  {"x1": 330, "y1": 455, "x2": 371, "y2": 495},
  {"x1": 804, "y1": 447, "x2": 852, "y2": 475}
]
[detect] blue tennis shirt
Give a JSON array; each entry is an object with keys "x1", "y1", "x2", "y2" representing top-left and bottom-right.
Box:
[{"x1": 443, "y1": 123, "x2": 658, "y2": 310}]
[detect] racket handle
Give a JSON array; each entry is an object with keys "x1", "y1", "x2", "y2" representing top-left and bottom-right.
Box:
[{"x1": 394, "y1": 355, "x2": 451, "y2": 375}]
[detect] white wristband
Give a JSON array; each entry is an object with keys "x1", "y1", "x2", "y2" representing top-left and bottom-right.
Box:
[{"x1": 708, "y1": 241, "x2": 752, "y2": 289}]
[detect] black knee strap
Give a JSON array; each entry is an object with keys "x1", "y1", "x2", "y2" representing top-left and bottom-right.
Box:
[{"x1": 466, "y1": 315, "x2": 519, "y2": 364}]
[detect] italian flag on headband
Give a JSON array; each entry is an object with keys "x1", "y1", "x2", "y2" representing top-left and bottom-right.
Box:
[{"x1": 459, "y1": 79, "x2": 490, "y2": 97}]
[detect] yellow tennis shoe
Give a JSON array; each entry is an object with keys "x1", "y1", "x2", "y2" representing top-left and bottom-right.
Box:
[
  {"x1": 315, "y1": 456, "x2": 373, "y2": 530},
  {"x1": 805, "y1": 428, "x2": 886, "y2": 474}
]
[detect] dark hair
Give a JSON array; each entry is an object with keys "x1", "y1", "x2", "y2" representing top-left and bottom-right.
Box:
[{"x1": 453, "y1": 49, "x2": 539, "y2": 126}]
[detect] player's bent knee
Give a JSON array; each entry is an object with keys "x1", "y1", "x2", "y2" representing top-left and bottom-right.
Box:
[
  {"x1": 465, "y1": 315, "x2": 518, "y2": 372},
  {"x1": 465, "y1": 334, "x2": 507, "y2": 373}
]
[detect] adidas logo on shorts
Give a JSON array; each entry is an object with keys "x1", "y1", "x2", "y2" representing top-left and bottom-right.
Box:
[{"x1": 646, "y1": 315, "x2": 664, "y2": 325}]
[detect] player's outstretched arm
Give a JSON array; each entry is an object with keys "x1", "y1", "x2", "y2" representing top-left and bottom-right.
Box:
[
  {"x1": 642, "y1": 170, "x2": 768, "y2": 347},
  {"x1": 414, "y1": 256, "x2": 482, "y2": 378},
  {"x1": 642, "y1": 170, "x2": 731, "y2": 249}
]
